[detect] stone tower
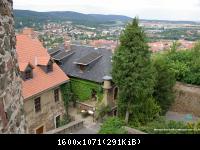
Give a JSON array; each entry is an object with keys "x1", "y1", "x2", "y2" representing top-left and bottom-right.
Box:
[{"x1": 0, "y1": 0, "x2": 26, "y2": 133}]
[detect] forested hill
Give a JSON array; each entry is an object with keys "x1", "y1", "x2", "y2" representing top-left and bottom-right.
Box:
[{"x1": 14, "y1": 9, "x2": 132, "y2": 28}]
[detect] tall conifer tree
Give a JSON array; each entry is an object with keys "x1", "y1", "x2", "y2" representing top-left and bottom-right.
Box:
[{"x1": 112, "y1": 18, "x2": 160, "y2": 124}]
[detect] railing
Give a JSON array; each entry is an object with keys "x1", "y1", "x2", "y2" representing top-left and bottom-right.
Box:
[
  {"x1": 76, "y1": 102, "x2": 95, "y2": 111},
  {"x1": 46, "y1": 120, "x2": 84, "y2": 134}
]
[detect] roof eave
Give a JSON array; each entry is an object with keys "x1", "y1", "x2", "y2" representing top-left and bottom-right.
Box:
[{"x1": 23, "y1": 79, "x2": 70, "y2": 100}]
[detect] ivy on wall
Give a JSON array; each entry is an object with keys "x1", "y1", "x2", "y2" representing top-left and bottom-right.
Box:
[
  {"x1": 70, "y1": 78, "x2": 103, "y2": 101},
  {"x1": 60, "y1": 82, "x2": 72, "y2": 115}
]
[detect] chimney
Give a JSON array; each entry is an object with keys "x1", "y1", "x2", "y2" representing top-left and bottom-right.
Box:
[{"x1": 35, "y1": 57, "x2": 38, "y2": 66}]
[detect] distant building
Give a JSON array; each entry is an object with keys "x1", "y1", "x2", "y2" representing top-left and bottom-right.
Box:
[
  {"x1": 89, "y1": 39, "x2": 118, "y2": 53},
  {"x1": 148, "y1": 41, "x2": 171, "y2": 52},
  {"x1": 148, "y1": 40, "x2": 195, "y2": 52},
  {"x1": 16, "y1": 28, "x2": 70, "y2": 133},
  {"x1": 178, "y1": 39, "x2": 195, "y2": 50},
  {"x1": 48, "y1": 43, "x2": 118, "y2": 116}
]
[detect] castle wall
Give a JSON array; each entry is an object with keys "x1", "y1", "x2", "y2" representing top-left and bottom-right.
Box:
[{"x1": 0, "y1": 0, "x2": 27, "y2": 133}]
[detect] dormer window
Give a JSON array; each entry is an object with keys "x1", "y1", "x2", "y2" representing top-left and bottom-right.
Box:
[
  {"x1": 24, "y1": 68, "x2": 33, "y2": 80},
  {"x1": 36, "y1": 57, "x2": 53, "y2": 73},
  {"x1": 19, "y1": 62, "x2": 34, "y2": 81},
  {"x1": 47, "y1": 61, "x2": 53, "y2": 73},
  {"x1": 74, "y1": 52, "x2": 102, "y2": 73}
]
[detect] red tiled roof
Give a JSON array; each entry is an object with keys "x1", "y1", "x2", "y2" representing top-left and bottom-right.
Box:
[
  {"x1": 16, "y1": 34, "x2": 70, "y2": 100},
  {"x1": 18, "y1": 62, "x2": 34, "y2": 72},
  {"x1": 36, "y1": 56, "x2": 51, "y2": 66}
]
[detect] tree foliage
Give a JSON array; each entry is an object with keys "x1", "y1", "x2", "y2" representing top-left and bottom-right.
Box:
[
  {"x1": 165, "y1": 41, "x2": 200, "y2": 85},
  {"x1": 153, "y1": 55, "x2": 176, "y2": 115},
  {"x1": 112, "y1": 18, "x2": 160, "y2": 124}
]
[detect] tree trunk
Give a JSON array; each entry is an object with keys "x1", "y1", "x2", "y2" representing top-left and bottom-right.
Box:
[
  {"x1": 125, "y1": 100, "x2": 131, "y2": 124},
  {"x1": 125, "y1": 109, "x2": 129, "y2": 124}
]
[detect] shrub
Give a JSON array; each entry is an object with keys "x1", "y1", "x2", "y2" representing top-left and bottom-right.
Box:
[{"x1": 99, "y1": 117, "x2": 127, "y2": 134}]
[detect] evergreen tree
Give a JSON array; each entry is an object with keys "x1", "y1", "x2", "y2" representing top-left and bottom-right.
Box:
[{"x1": 112, "y1": 18, "x2": 160, "y2": 124}]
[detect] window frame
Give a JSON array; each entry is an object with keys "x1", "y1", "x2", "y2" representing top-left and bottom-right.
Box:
[
  {"x1": 55, "y1": 115, "x2": 61, "y2": 128},
  {"x1": 24, "y1": 68, "x2": 32, "y2": 80},
  {"x1": 54, "y1": 89, "x2": 59, "y2": 102},
  {"x1": 34, "y1": 97, "x2": 41, "y2": 113}
]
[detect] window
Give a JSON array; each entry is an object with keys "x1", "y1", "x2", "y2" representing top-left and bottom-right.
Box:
[
  {"x1": 47, "y1": 63, "x2": 53, "y2": 72},
  {"x1": 25, "y1": 69, "x2": 32, "y2": 80},
  {"x1": 55, "y1": 115, "x2": 61, "y2": 128},
  {"x1": 34, "y1": 97, "x2": 41, "y2": 113},
  {"x1": 54, "y1": 89, "x2": 59, "y2": 102}
]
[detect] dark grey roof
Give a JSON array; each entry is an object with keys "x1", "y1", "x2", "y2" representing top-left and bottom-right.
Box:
[
  {"x1": 53, "y1": 51, "x2": 75, "y2": 61},
  {"x1": 74, "y1": 52, "x2": 102, "y2": 66},
  {"x1": 50, "y1": 44, "x2": 113, "y2": 83},
  {"x1": 48, "y1": 48, "x2": 60, "y2": 55}
]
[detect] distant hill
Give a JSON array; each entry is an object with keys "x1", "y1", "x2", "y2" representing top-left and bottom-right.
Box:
[
  {"x1": 140, "y1": 19, "x2": 198, "y2": 25},
  {"x1": 14, "y1": 9, "x2": 132, "y2": 28},
  {"x1": 14, "y1": 10, "x2": 199, "y2": 29}
]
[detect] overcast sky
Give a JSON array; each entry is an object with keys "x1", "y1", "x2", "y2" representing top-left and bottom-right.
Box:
[{"x1": 14, "y1": 0, "x2": 200, "y2": 21}]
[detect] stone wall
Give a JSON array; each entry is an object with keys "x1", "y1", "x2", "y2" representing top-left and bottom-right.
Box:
[
  {"x1": 46, "y1": 120, "x2": 84, "y2": 134},
  {"x1": 170, "y1": 82, "x2": 200, "y2": 117},
  {"x1": 0, "y1": 0, "x2": 27, "y2": 133}
]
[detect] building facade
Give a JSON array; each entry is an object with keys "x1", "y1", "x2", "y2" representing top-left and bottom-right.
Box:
[{"x1": 16, "y1": 29, "x2": 70, "y2": 133}]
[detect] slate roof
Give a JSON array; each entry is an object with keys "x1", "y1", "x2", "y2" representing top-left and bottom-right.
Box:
[
  {"x1": 53, "y1": 51, "x2": 75, "y2": 61},
  {"x1": 50, "y1": 44, "x2": 113, "y2": 83},
  {"x1": 48, "y1": 48, "x2": 60, "y2": 56},
  {"x1": 74, "y1": 52, "x2": 102, "y2": 65}
]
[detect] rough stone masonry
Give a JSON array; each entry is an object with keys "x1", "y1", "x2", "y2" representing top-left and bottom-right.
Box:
[{"x1": 0, "y1": 0, "x2": 27, "y2": 133}]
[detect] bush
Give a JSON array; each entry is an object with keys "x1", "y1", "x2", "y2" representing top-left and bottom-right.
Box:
[{"x1": 99, "y1": 117, "x2": 127, "y2": 134}]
